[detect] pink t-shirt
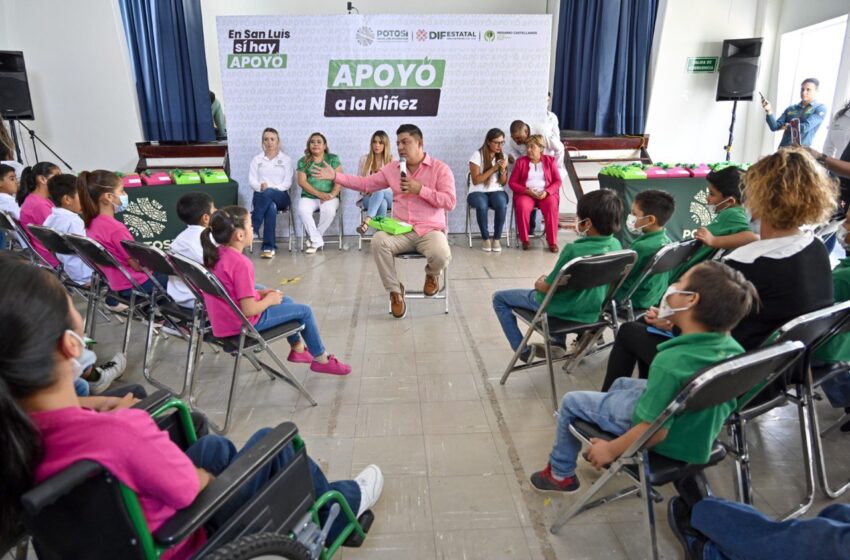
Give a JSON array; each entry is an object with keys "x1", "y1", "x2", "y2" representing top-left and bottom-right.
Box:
[
  {"x1": 19, "y1": 193, "x2": 59, "y2": 267},
  {"x1": 204, "y1": 246, "x2": 261, "y2": 337},
  {"x1": 87, "y1": 214, "x2": 149, "y2": 291},
  {"x1": 31, "y1": 407, "x2": 205, "y2": 560}
]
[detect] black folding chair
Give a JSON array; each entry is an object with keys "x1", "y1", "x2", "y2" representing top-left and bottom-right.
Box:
[
  {"x1": 62, "y1": 234, "x2": 154, "y2": 350},
  {"x1": 613, "y1": 239, "x2": 700, "y2": 323},
  {"x1": 121, "y1": 240, "x2": 211, "y2": 398},
  {"x1": 499, "y1": 250, "x2": 637, "y2": 410},
  {"x1": 725, "y1": 300, "x2": 850, "y2": 519},
  {"x1": 169, "y1": 254, "x2": 317, "y2": 433},
  {"x1": 0, "y1": 210, "x2": 53, "y2": 267},
  {"x1": 550, "y1": 340, "x2": 806, "y2": 560}
]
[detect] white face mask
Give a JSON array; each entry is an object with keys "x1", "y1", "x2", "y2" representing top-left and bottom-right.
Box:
[
  {"x1": 838, "y1": 225, "x2": 850, "y2": 251},
  {"x1": 657, "y1": 286, "x2": 696, "y2": 319},
  {"x1": 65, "y1": 329, "x2": 86, "y2": 379},
  {"x1": 708, "y1": 197, "x2": 733, "y2": 215},
  {"x1": 626, "y1": 214, "x2": 649, "y2": 235},
  {"x1": 575, "y1": 218, "x2": 589, "y2": 238}
]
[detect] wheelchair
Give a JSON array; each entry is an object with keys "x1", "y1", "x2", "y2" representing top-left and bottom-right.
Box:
[{"x1": 17, "y1": 390, "x2": 374, "y2": 560}]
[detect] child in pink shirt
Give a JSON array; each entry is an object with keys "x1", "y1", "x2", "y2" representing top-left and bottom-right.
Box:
[
  {"x1": 78, "y1": 170, "x2": 166, "y2": 301},
  {"x1": 0, "y1": 255, "x2": 382, "y2": 557},
  {"x1": 200, "y1": 205, "x2": 351, "y2": 375},
  {"x1": 18, "y1": 161, "x2": 60, "y2": 266}
]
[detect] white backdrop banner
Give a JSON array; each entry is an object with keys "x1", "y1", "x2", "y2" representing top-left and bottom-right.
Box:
[{"x1": 217, "y1": 14, "x2": 551, "y2": 234}]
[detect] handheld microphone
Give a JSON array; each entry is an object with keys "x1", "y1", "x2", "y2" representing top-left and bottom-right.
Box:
[{"x1": 399, "y1": 157, "x2": 407, "y2": 178}]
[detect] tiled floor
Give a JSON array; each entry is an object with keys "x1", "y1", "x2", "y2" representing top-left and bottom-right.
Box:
[{"x1": 69, "y1": 231, "x2": 850, "y2": 559}]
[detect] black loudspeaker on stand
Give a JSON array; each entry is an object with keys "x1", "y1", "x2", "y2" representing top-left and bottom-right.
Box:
[
  {"x1": 0, "y1": 50, "x2": 72, "y2": 170},
  {"x1": 716, "y1": 38, "x2": 762, "y2": 161}
]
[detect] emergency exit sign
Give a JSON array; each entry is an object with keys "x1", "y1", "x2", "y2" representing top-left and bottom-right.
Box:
[{"x1": 687, "y1": 56, "x2": 718, "y2": 73}]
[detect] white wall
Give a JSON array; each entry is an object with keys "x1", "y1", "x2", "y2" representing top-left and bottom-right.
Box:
[
  {"x1": 200, "y1": 0, "x2": 551, "y2": 109},
  {"x1": 0, "y1": 0, "x2": 144, "y2": 172},
  {"x1": 644, "y1": 0, "x2": 761, "y2": 165},
  {"x1": 645, "y1": 0, "x2": 850, "y2": 165}
]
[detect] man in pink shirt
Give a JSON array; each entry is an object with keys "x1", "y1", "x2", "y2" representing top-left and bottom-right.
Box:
[{"x1": 313, "y1": 124, "x2": 456, "y2": 319}]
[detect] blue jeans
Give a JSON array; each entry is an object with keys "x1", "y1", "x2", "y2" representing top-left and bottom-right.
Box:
[
  {"x1": 252, "y1": 189, "x2": 291, "y2": 251},
  {"x1": 549, "y1": 378, "x2": 645, "y2": 477},
  {"x1": 185, "y1": 429, "x2": 361, "y2": 543},
  {"x1": 821, "y1": 371, "x2": 850, "y2": 409},
  {"x1": 492, "y1": 289, "x2": 565, "y2": 351},
  {"x1": 693, "y1": 498, "x2": 850, "y2": 560},
  {"x1": 467, "y1": 191, "x2": 508, "y2": 240},
  {"x1": 362, "y1": 189, "x2": 393, "y2": 219},
  {"x1": 74, "y1": 377, "x2": 90, "y2": 396},
  {"x1": 253, "y1": 296, "x2": 325, "y2": 356}
]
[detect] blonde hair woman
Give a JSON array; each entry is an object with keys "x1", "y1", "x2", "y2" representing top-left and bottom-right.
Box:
[
  {"x1": 356, "y1": 130, "x2": 394, "y2": 235},
  {"x1": 508, "y1": 133, "x2": 561, "y2": 252}
]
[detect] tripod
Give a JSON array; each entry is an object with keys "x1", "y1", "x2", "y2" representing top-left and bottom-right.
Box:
[
  {"x1": 723, "y1": 100, "x2": 738, "y2": 162},
  {"x1": 12, "y1": 120, "x2": 73, "y2": 171}
]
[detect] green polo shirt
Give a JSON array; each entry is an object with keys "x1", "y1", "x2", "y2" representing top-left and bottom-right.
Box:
[
  {"x1": 632, "y1": 332, "x2": 743, "y2": 464},
  {"x1": 536, "y1": 235, "x2": 622, "y2": 323},
  {"x1": 815, "y1": 257, "x2": 850, "y2": 362},
  {"x1": 616, "y1": 228, "x2": 670, "y2": 310},
  {"x1": 297, "y1": 153, "x2": 342, "y2": 199},
  {"x1": 671, "y1": 206, "x2": 751, "y2": 281}
]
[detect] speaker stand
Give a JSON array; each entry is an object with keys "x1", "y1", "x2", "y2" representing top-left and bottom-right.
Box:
[
  {"x1": 724, "y1": 99, "x2": 738, "y2": 162},
  {"x1": 15, "y1": 120, "x2": 73, "y2": 171}
]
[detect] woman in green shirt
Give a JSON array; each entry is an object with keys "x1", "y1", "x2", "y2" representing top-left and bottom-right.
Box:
[{"x1": 296, "y1": 132, "x2": 343, "y2": 253}]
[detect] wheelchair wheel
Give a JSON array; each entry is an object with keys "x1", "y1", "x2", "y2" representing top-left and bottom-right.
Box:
[{"x1": 203, "y1": 533, "x2": 311, "y2": 560}]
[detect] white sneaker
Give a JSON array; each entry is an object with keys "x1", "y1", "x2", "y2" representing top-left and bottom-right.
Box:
[
  {"x1": 492, "y1": 239, "x2": 502, "y2": 252},
  {"x1": 305, "y1": 246, "x2": 318, "y2": 254},
  {"x1": 482, "y1": 239, "x2": 492, "y2": 252},
  {"x1": 106, "y1": 302, "x2": 128, "y2": 313},
  {"x1": 88, "y1": 353, "x2": 127, "y2": 394},
  {"x1": 354, "y1": 464, "x2": 384, "y2": 517},
  {"x1": 530, "y1": 342, "x2": 568, "y2": 360},
  {"x1": 260, "y1": 249, "x2": 276, "y2": 259}
]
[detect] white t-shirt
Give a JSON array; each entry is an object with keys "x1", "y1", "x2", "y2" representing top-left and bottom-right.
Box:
[
  {"x1": 526, "y1": 161, "x2": 546, "y2": 193},
  {"x1": 0, "y1": 192, "x2": 20, "y2": 218},
  {"x1": 467, "y1": 150, "x2": 505, "y2": 194},
  {"x1": 167, "y1": 224, "x2": 205, "y2": 305},
  {"x1": 823, "y1": 110, "x2": 850, "y2": 158},
  {"x1": 248, "y1": 151, "x2": 293, "y2": 193},
  {"x1": 43, "y1": 207, "x2": 92, "y2": 285}
]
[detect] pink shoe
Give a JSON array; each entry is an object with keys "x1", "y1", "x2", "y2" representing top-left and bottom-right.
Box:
[
  {"x1": 310, "y1": 355, "x2": 351, "y2": 376},
  {"x1": 287, "y1": 348, "x2": 314, "y2": 363}
]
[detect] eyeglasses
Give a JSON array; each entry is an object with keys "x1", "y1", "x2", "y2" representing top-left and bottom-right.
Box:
[{"x1": 489, "y1": 140, "x2": 505, "y2": 146}]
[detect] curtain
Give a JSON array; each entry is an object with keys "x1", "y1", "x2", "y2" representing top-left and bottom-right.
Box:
[
  {"x1": 552, "y1": 0, "x2": 659, "y2": 135},
  {"x1": 118, "y1": 0, "x2": 214, "y2": 142}
]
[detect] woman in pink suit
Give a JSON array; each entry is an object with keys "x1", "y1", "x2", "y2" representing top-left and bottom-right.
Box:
[{"x1": 509, "y1": 134, "x2": 561, "y2": 252}]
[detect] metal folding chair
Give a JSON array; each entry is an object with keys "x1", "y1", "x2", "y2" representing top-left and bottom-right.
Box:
[
  {"x1": 389, "y1": 251, "x2": 450, "y2": 315},
  {"x1": 464, "y1": 174, "x2": 513, "y2": 248},
  {"x1": 550, "y1": 340, "x2": 806, "y2": 560},
  {"x1": 0, "y1": 210, "x2": 52, "y2": 267},
  {"x1": 169, "y1": 254, "x2": 317, "y2": 433},
  {"x1": 725, "y1": 300, "x2": 850, "y2": 519},
  {"x1": 299, "y1": 199, "x2": 344, "y2": 251},
  {"x1": 499, "y1": 250, "x2": 638, "y2": 410},
  {"x1": 249, "y1": 203, "x2": 295, "y2": 254}
]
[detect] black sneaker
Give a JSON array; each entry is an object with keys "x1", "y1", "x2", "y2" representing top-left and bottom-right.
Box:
[
  {"x1": 530, "y1": 463, "x2": 580, "y2": 494},
  {"x1": 667, "y1": 497, "x2": 704, "y2": 560}
]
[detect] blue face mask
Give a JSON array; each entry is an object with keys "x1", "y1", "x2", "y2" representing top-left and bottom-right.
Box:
[{"x1": 113, "y1": 193, "x2": 129, "y2": 213}]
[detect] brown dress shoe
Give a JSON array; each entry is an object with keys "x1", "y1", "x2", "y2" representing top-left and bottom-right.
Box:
[
  {"x1": 424, "y1": 274, "x2": 439, "y2": 297},
  {"x1": 549, "y1": 244, "x2": 560, "y2": 253},
  {"x1": 390, "y1": 284, "x2": 407, "y2": 318}
]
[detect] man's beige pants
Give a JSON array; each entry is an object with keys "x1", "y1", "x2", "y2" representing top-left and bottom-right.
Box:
[{"x1": 372, "y1": 230, "x2": 452, "y2": 293}]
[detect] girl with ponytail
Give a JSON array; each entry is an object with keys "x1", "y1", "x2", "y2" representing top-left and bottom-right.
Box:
[
  {"x1": 77, "y1": 170, "x2": 165, "y2": 305},
  {"x1": 18, "y1": 161, "x2": 60, "y2": 266},
  {"x1": 201, "y1": 206, "x2": 351, "y2": 375},
  {"x1": 0, "y1": 253, "x2": 381, "y2": 553}
]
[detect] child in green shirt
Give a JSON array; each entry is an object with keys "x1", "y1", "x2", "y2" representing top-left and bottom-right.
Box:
[
  {"x1": 615, "y1": 189, "x2": 675, "y2": 310},
  {"x1": 531, "y1": 261, "x2": 758, "y2": 493},
  {"x1": 492, "y1": 189, "x2": 623, "y2": 361},
  {"x1": 671, "y1": 167, "x2": 758, "y2": 281}
]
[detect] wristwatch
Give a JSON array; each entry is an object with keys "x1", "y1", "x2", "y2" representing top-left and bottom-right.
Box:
[{"x1": 817, "y1": 153, "x2": 828, "y2": 165}]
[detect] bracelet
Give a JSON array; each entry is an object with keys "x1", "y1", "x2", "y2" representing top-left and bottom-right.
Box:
[{"x1": 817, "y1": 154, "x2": 828, "y2": 165}]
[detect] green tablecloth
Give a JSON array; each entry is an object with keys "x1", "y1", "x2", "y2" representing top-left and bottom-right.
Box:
[
  {"x1": 599, "y1": 175, "x2": 712, "y2": 245},
  {"x1": 118, "y1": 181, "x2": 239, "y2": 249}
]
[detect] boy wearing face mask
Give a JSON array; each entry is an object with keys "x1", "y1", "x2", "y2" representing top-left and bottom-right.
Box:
[
  {"x1": 530, "y1": 261, "x2": 758, "y2": 493},
  {"x1": 492, "y1": 189, "x2": 623, "y2": 360},
  {"x1": 670, "y1": 167, "x2": 757, "y2": 281},
  {"x1": 615, "y1": 190, "x2": 674, "y2": 311}
]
